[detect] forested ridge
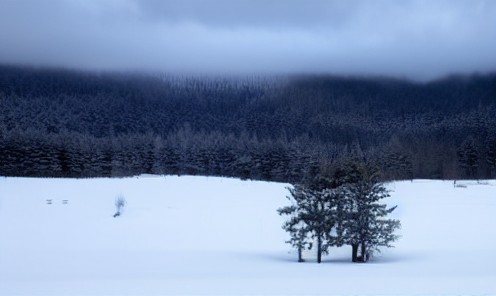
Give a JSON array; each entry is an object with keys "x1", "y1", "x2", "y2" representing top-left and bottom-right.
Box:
[{"x1": 1, "y1": 65, "x2": 495, "y2": 181}]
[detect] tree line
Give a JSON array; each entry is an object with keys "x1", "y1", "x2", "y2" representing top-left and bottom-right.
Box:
[{"x1": 1, "y1": 65, "x2": 495, "y2": 182}]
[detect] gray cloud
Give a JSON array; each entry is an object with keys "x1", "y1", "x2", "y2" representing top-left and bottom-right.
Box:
[{"x1": 1, "y1": 0, "x2": 495, "y2": 80}]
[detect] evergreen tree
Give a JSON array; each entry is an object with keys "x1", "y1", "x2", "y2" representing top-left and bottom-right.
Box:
[
  {"x1": 277, "y1": 185, "x2": 311, "y2": 262},
  {"x1": 487, "y1": 135, "x2": 496, "y2": 177},
  {"x1": 278, "y1": 185, "x2": 337, "y2": 263},
  {"x1": 458, "y1": 136, "x2": 480, "y2": 179},
  {"x1": 279, "y1": 161, "x2": 401, "y2": 263},
  {"x1": 337, "y1": 163, "x2": 401, "y2": 262}
]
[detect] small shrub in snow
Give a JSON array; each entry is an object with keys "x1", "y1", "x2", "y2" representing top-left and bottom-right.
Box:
[{"x1": 114, "y1": 194, "x2": 126, "y2": 217}]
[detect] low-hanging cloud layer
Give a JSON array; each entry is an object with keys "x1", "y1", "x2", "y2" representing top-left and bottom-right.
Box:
[{"x1": 1, "y1": 0, "x2": 495, "y2": 80}]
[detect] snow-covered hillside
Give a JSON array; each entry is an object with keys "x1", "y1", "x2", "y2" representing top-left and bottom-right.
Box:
[{"x1": 0, "y1": 176, "x2": 495, "y2": 296}]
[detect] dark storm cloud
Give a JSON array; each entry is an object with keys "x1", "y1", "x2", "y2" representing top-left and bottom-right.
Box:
[
  {"x1": 1, "y1": 0, "x2": 495, "y2": 80},
  {"x1": 134, "y1": 0, "x2": 356, "y2": 29}
]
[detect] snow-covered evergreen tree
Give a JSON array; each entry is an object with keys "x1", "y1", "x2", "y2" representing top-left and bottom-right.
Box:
[
  {"x1": 278, "y1": 183, "x2": 343, "y2": 263},
  {"x1": 279, "y1": 161, "x2": 401, "y2": 263},
  {"x1": 278, "y1": 185, "x2": 337, "y2": 263},
  {"x1": 337, "y1": 162, "x2": 401, "y2": 262},
  {"x1": 277, "y1": 185, "x2": 312, "y2": 262}
]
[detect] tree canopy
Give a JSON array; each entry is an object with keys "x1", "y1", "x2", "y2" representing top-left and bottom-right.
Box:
[
  {"x1": 1, "y1": 65, "x2": 495, "y2": 181},
  {"x1": 279, "y1": 161, "x2": 401, "y2": 263}
]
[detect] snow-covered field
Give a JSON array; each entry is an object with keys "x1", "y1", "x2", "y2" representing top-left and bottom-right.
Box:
[{"x1": 0, "y1": 175, "x2": 495, "y2": 296}]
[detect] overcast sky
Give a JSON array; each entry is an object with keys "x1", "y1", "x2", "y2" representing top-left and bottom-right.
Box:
[{"x1": 1, "y1": 0, "x2": 495, "y2": 80}]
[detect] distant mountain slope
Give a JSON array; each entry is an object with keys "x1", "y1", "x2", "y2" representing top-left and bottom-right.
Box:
[{"x1": 1, "y1": 65, "x2": 495, "y2": 180}]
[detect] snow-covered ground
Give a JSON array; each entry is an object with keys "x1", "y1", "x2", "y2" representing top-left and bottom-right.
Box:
[{"x1": 0, "y1": 176, "x2": 495, "y2": 296}]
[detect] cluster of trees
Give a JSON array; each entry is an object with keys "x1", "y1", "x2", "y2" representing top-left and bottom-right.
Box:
[
  {"x1": 278, "y1": 160, "x2": 401, "y2": 263},
  {"x1": 1, "y1": 65, "x2": 495, "y2": 182},
  {"x1": 0, "y1": 126, "x2": 325, "y2": 181}
]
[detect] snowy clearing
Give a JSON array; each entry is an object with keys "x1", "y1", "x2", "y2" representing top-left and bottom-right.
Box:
[{"x1": 0, "y1": 176, "x2": 495, "y2": 296}]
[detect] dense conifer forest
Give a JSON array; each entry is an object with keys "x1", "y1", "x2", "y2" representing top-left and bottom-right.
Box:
[{"x1": 1, "y1": 65, "x2": 495, "y2": 181}]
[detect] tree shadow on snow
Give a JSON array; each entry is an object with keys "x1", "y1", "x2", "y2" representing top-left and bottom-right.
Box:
[
  {"x1": 230, "y1": 248, "x2": 428, "y2": 266},
  {"x1": 365, "y1": 250, "x2": 429, "y2": 264},
  {"x1": 246, "y1": 249, "x2": 427, "y2": 265}
]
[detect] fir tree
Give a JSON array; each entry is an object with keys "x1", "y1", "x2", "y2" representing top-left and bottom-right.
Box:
[
  {"x1": 278, "y1": 185, "x2": 337, "y2": 263},
  {"x1": 279, "y1": 161, "x2": 401, "y2": 263},
  {"x1": 337, "y1": 162, "x2": 401, "y2": 262},
  {"x1": 458, "y1": 136, "x2": 480, "y2": 179},
  {"x1": 277, "y1": 185, "x2": 312, "y2": 262}
]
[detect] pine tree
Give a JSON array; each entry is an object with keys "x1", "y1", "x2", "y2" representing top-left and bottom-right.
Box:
[
  {"x1": 485, "y1": 134, "x2": 495, "y2": 177},
  {"x1": 457, "y1": 136, "x2": 480, "y2": 179},
  {"x1": 277, "y1": 185, "x2": 312, "y2": 262},
  {"x1": 337, "y1": 163, "x2": 401, "y2": 262},
  {"x1": 278, "y1": 184, "x2": 338, "y2": 263},
  {"x1": 279, "y1": 160, "x2": 401, "y2": 264}
]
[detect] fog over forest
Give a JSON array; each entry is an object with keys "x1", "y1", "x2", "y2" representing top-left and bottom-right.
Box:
[{"x1": 1, "y1": 0, "x2": 495, "y2": 80}]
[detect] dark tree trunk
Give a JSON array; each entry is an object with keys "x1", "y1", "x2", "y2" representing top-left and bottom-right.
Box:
[
  {"x1": 360, "y1": 242, "x2": 368, "y2": 262},
  {"x1": 317, "y1": 233, "x2": 322, "y2": 263},
  {"x1": 298, "y1": 245, "x2": 304, "y2": 262},
  {"x1": 352, "y1": 243, "x2": 359, "y2": 262}
]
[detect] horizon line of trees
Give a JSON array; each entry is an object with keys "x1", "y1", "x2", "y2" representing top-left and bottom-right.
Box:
[{"x1": 1, "y1": 65, "x2": 495, "y2": 182}]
